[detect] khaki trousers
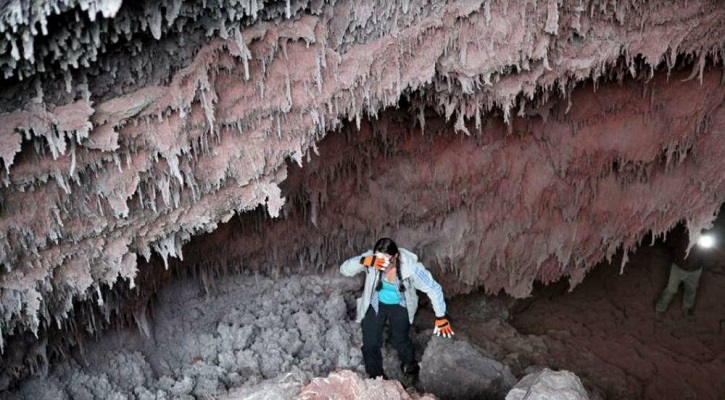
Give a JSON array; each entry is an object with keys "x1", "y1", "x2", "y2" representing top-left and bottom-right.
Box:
[{"x1": 655, "y1": 263, "x2": 702, "y2": 312}]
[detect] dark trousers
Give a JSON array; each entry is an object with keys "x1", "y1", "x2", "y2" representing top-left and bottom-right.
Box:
[{"x1": 361, "y1": 303, "x2": 415, "y2": 378}]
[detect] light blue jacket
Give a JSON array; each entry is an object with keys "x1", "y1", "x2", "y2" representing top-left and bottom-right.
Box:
[{"x1": 340, "y1": 248, "x2": 447, "y2": 324}]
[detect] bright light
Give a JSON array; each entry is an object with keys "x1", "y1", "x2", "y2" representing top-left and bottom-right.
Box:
[{"x1": 697, "y1": 234, "x2": 715, "y2": 249}]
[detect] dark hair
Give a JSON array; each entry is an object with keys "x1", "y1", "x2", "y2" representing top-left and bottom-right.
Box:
[
  {"x1": 373, "y1": 238, "x2": 406, "y2": 292},
  {"x1": 374, "y1": 238, "x2": 399, "y2": 256}
]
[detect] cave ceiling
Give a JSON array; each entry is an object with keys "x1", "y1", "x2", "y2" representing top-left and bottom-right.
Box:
[{"x1": 0, "y1": 0, "x2": 723, "y2": 349}]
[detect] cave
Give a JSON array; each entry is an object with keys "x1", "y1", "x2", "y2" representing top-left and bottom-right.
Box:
[{"x1": 0, "y1": 1, "x2": 724, "y2": 399}]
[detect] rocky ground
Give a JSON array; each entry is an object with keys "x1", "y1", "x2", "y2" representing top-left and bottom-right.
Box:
[
  {"x1": 7, "y1": 273, "x2": 366, "y2": 399},
  {"x1": 4, "y1": 267, "x2": 591, "y2": 399},
  {"x1": 7, "y1": 240, "x2": 719, "y2": 399}
]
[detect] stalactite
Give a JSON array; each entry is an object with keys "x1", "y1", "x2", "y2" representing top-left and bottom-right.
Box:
[{"x1": 0, "y1": 0, "x2": 721, "y2": 379}]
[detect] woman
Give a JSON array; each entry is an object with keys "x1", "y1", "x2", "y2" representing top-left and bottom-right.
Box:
[{"x1": 340, "y1": 238, "x2": 454, "y2": 381}]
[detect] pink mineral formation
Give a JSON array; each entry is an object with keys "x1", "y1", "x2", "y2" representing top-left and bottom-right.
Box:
[
  {"x1": 297, "y1": 370, "x2": 437, "y2": 400},
  {"x1": 0, "y1": 0, "x2": 722, "y2": 381}
]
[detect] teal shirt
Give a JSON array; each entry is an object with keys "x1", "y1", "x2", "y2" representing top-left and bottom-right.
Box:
[{"x1": 378, "y1": 280, "x2": 400, "y2": 304}]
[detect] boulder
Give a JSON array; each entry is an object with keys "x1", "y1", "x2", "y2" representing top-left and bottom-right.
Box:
[
  {"x1": 505, "y1": 368, "x2": 589, "y2": 400},
  {"x1": 419, "y1": 336, "x2": 517, "y2": 399},
  {"x1": 296, "y1": 370, "x2": 437, "y2": 400}
]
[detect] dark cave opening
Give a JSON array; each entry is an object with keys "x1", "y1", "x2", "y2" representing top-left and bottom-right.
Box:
[{"x1": 508, "y1": 216, "x2": 725, "y2": 399}]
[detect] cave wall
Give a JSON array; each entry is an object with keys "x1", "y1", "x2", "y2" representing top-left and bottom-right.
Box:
[
  {"x1": 184, "y1": 69, "x2": 725, "y2": 299},
  {"x1": 0, "y1": 0, "x2": 723, "y2": 352}
]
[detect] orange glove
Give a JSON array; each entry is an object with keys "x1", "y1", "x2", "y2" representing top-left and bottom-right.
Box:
[
  {"x1": 434, "y1": 317, "x2": 454, "y2": 338},
  {"x1": 360, "y1": 253, "x2": 390, "y2": 271}
]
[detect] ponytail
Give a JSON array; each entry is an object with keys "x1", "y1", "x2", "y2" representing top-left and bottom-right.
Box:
[{"x1": 397, "y1": 261, "x2": 406, "y2": 292}]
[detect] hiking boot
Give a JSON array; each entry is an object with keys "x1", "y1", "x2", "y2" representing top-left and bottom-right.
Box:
[
  {"x1": 402, "y1": 362, "x2": 420, "y2": 373},
  {"x1": 399, "y1": 363, "x2": 419, "y2": 388},
  {"x1": 683, "y1": 308, "x2": 695, "y2": 321},
  {"x1": 399, "y1": 372, "x2": 418, "y2": 388}
]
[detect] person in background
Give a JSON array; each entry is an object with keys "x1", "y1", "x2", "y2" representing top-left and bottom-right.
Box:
[
  {"x1": 655, "y1": 227, "x2": 710, "y2": 320},
  {"x1": 340, "y1": 238, "x2": 453, "y2": 386}
]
